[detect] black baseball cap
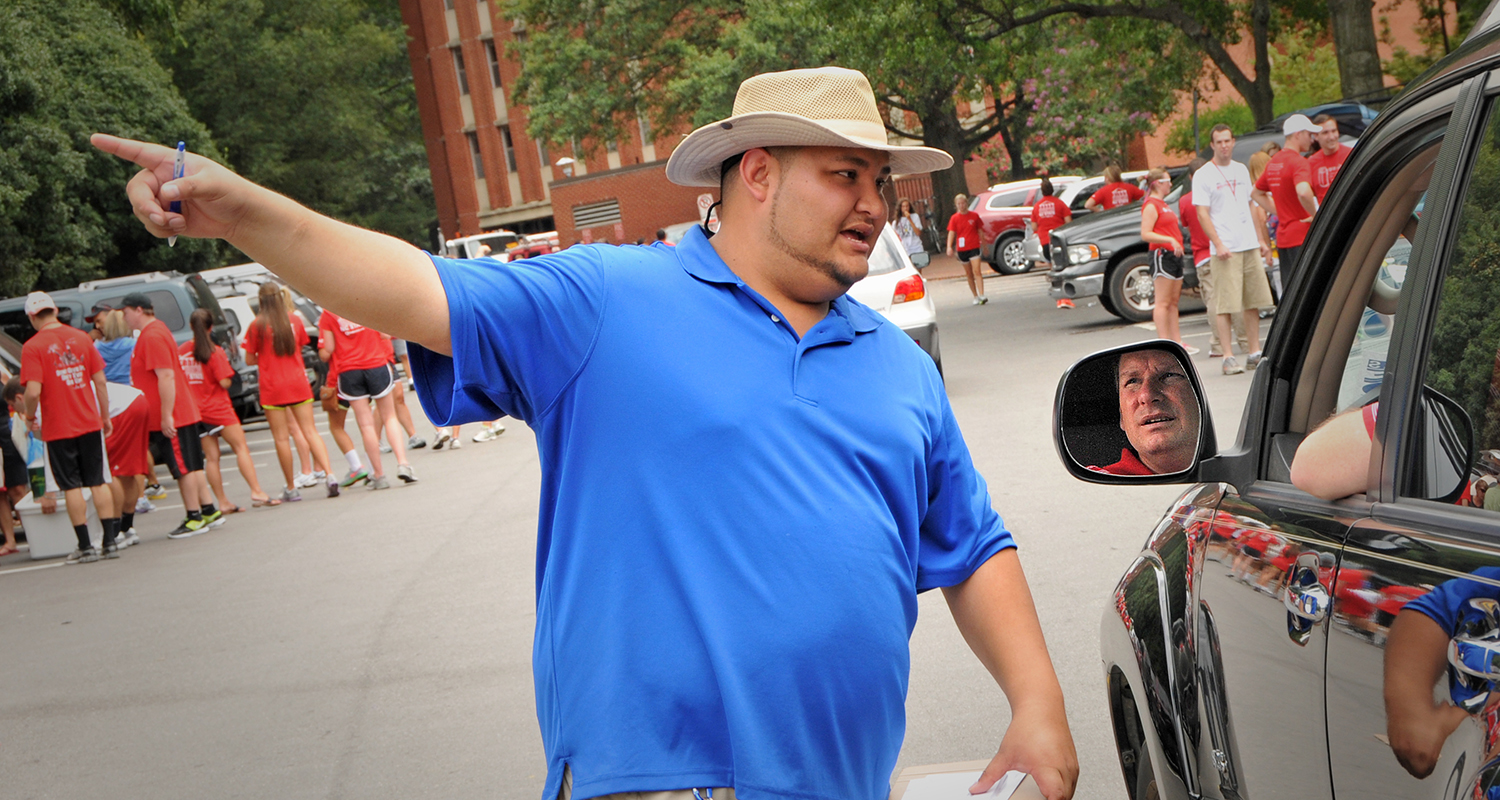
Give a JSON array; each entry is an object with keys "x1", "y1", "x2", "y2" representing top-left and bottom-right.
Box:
[
  {"x1": 84, "y1": 302, "x2": 113, "y2": 323},
  {"x1": 119, "y1": 292, "x2": 153, "y2": 310}
]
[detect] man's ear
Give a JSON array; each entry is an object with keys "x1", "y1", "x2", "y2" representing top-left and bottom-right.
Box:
[{"x1": 737, "y1": 148, "x2": 777, "y2": 205}]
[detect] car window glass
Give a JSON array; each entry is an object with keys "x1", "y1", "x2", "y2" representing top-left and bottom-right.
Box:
[
  {"x1": 96, "y1": 291, "x2": 185, "y2": 331},
  {"x1": 866, "y1": 230, "x2": 906, "y2": 276},
  {"x1": 0, "y1": 310, "x2": 33, "y2": 344},
  {"x1": 987, "y1": 189, "x2": 1030, "y2": 209},
  {"x1": 222, "y1": 309, "x2": 241, "y2": 338},
  {"x1": 1070, "y1": 180, "x2": 1100, "y2": 210},
  {"x1": 1405, "y1": 105, "x2": 1500, "y2": 509}
]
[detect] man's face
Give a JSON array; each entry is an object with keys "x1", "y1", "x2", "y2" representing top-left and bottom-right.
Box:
[
  {"x1": 1317, "y1": 120, "x2": 1341, "y2": 154},
  {"x1": 121, "y1": 306, "x2": 146, "y2": 330},
  {"x1": 1211, "y1": 130, "x2": 1235, "y2": 162},
  {"x1": 765, "y1": 146, "x2": 890, "y2": 292},
  {"x1": 1117, "y1": 349, "x2": 1201, "y2": 473}
]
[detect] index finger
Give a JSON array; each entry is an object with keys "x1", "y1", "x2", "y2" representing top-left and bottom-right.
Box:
[{"x1": 90, "y1": 133, "x2": 176, "y2": 171}]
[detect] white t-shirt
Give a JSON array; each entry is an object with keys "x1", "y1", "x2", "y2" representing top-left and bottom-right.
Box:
[{"x1": 1192, "y1": 160, "x2": 1259, "y2": 254}]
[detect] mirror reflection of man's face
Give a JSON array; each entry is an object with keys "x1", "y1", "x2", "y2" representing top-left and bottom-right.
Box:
[{"x1": 1118, "y1": 349, "x2": 1201, "y2": 473}]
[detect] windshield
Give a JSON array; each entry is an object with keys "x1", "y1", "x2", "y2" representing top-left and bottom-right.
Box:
[{"x1": 867, "y1": 227, "x2": 909, "y2": 277}]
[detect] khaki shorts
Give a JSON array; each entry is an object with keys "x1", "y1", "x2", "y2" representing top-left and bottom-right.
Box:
[
  {"x1": 1210, "y1": 249, "x2": 1274, "y2": 314},
  {"x1": 557, "y1": 766, "x2": 736, "y2": 800}
]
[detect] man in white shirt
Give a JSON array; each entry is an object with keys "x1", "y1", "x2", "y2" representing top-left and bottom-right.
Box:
[{"x1": 1192, "y1": 124, "x2": 1276, "y2": 375}]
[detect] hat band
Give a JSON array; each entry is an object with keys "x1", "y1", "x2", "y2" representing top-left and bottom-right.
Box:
[{"x1": 811, "y1": 117, "x2": 891, "y2": 145}]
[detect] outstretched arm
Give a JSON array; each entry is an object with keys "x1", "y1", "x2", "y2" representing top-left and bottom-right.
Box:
[
  {"x1": 944, "y1": 549, "x2": 1078, "y2": 800},
  {"x1": 90, "y1": 135, "x2": 452, "y2": 355}
]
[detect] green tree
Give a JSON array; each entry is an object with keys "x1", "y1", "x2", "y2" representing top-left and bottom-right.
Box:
[
  {"x1": 0, "y1": 0, "x2": 221, "y2": 296},
  {"x1": 152, "y1": 0, "x2": 435, "y2": 251}
]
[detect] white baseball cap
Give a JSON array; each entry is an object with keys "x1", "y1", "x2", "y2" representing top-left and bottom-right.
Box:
[
  {"x1": 24, "y1": 291, "x2": 57, "y2": 316},
  {"x1": 1282, "y1": 114, "x2": 1323, "y2": 136}
]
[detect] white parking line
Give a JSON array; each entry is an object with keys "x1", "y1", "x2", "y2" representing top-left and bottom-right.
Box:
[{"x1": 0, "y1": 561, "x2": 64, "y2": 576}]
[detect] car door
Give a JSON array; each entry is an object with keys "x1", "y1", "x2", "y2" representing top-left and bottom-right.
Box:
[{"x1": 1324, "y1": 72, "x2": 1500, "y2": 799}]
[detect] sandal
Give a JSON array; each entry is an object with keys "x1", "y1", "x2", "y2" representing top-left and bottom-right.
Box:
[
  {"x1": 251, "y1": 496, "x2": 282, "y2": 508},
  {"x1": 0, "y1": 545, "x2": 17, "y2": 557},
  {"x1": 222, "y1": 504, "x2": 245, "y2": 515}
]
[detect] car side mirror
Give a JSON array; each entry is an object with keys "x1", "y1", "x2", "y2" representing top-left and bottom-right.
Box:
[
  {"x1": 1410, "y1": 386, "x2": 1475, "y2": 504},
  {"x1": 1053, "y1": 341, "x2": 1216, "y2": 483}
]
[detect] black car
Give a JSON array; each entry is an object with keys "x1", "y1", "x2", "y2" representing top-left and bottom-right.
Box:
[{"x1": 1055, "y1": 8, "x2": 1500, "y2": 799}]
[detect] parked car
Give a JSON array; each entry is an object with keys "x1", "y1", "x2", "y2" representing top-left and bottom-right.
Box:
[
  {"x1": 846, "y1": 224, "x2": 941, "y2": 374},
  {"x1": 1055, "y1": 13, "x2": 1500, "y2": 799},
  {"x1": 1023, "y1": 170, "x2": 1152, "y2": 264},
  {"x1": 1044, "y1": 166, "x2": 1197, "y2": 322},
  {"x1": 442, "y1": 229, "x2": 521, "y2": 259},
  {"x1": 0, "y1": 271, "x2": 248, "y2": 409},
  {"x1": 967, "y1": 176, "x2": 1081, "y2": 275}
]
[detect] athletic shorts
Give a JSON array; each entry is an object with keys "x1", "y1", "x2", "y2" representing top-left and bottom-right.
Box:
[
  {"x1": 149, "y1": 422, "x2": 206, "y2": 480},
  {"x1": 1241, "y1": 546, "x2": 1264, "y2": 560},
  {"x1": 1211, "y1": 249, "x2": 1275, "y2": 315},
  {"x1": 1151, "y1": 249, "x2": 1184, "y2": 281},
  {"x1": 956, "y1": 248, "x2": 981, "y2": 263},
  {"x1": 262, "y1": 398, "x2": 313, "y2": 411},
  {"x1": 338, "y1": 364, "x2": 395, "y2": 401},
  {"x1": 0, "y1": 429, "x2": 25, "y2": 491},
  {"x1": 106, "y1": 395, "x2": 151, "y2": 478},
  {"x1": 47, "y1": 432, "x2": 107, "y2": 491}
]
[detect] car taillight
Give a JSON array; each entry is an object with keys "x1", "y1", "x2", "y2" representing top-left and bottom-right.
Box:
[{"x1": 893, "y1": 274, "x2": 925, "y2": 304}]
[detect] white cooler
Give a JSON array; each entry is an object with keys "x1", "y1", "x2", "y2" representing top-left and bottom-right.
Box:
[{"x1": 17, "y1": 491, "x2": 100, "y2": 560}]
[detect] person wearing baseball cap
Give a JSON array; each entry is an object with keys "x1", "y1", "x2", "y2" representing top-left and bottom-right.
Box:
[
  {"x1": 93, "y1": 66, "x2": 1077, "y2": 800},
  {"x1": 18, "y1": 291, "x2": 121, "y2": 562},
  {"x1": 1253, "y1": 113, "x2": 1322, "y2": 289}
]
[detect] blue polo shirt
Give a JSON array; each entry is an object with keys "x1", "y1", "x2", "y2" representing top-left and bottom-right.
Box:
[{"x1": 411, "y1": 226, "x2": 1013, "y2": 800}]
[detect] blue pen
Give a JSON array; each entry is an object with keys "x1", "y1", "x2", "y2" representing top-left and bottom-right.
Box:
[{"x1": 168, "y1": 141, "x2": 185, "y2": 247}]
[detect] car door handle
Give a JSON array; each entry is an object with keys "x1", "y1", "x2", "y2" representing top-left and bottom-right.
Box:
[{"x1": 1285, "y1": 581, "x2": 1330, "y2": 622}]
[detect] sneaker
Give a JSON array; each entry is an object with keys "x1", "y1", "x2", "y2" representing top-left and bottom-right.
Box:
[
  {"x1": 326, "y1": 480, "x2": 340, "y2": 498},
  {"x1": 312, "y1": 470, "x2": 327, "y2": 481},
  {"x1": 979, "y1": 295, "x2": 989, "y2": 305},
  {"x1": 408, "y1": 436, "x2": 428, "y2": 450},
  {"x1": 473, "y1": 426, "x2": 505, "y2": 442},
  {"x1": 1209, "y1": 349, "x2": 1224, "y2": 358},
  {"x1": 1181, "y1": 342, "x2": 1201, "y2": 355},
  {"x1": 1247, "y1": 351, "x2": 1263, "y2": 370},
  {"x1": 397, "y1": 464, "x2": 418, "y2": 483},
  {"x1": 368, "y1": 475, "x2": 391, "y2": 490},
  {"x1": 102, "y1": 542, "x2": 120, "y2": 559},
  {"x1": 432, "y1": 433, "x2": 451, "y2": 451},
  {"x1": 340, "y1": 468, "x2": 370, "y2": 488},
  {"x1": 135, "y1": 497, "x2": 156, "y2": 514},
  {"x1": 449, "y1": 438, "x2": 462, "y2": 450},
  {"x1": 379, "y1": 441, "x2": 393, "y2": 454},
  {"x1": 119, "y1": 529, "x2": 140, "y2": 548},
  {"x1": 294, "y1": 473, "x2": 317, "y2": 489},
  {"x1": 971, "y1": 297, "x2": 982, "y2": 305},
  {"x1": 66, "y1": 547, "x2": 100, "y2": 564},
  {"x1": 145, "y1": 483, "x2": 167, "y2": 500},
  {"x1": 280, "y1": 487, "x2": 303, "y2": 503},
  {"x1": 1223, "y1": 356, "x2": 1245, "y2": 375},
  {"x1": 1056, "y1": 298, "x2": 1076, "y2": 309},
  {"x1": 167, "y1": 518, "x2": 207, "y2": 539},
  {"x1": 204, "y1": 510, "x2": 225, "y2": 529}
]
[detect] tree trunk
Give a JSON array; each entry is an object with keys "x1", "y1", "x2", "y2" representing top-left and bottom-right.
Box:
[
  {"x1": 929, "y1": 159, "x2": 973, "y2": 232},
  {"x1": 1328, "y1": 0, "x2": 1386, "y2": 101}
]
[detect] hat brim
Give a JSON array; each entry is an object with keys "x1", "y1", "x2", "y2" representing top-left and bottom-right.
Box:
[{"x1": 665, "y1": 112, "x2": 955, "y2": 187}]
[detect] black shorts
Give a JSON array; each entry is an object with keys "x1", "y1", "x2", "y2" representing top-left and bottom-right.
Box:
[
  {"x1": 46, "y1": 432, "x2": 107, "y2": 491},
  {"x1": 150, "y1": 422, "x2": 206, "y2": 480},
  {"x1": 957, "y1": 248, "x2": 981, "y2": 262},
  {"x1": 338, "y1": 364, "x2": 395, "y2": 401},
  {"x1": 1151, "y1": 249, "x2": 1184, "y2": 281},
  {"x1": 0, "y1": 428, "x2": 25, "y2": 491},
  {"x1": 1241, "y1": 546, "x2": 1264, "y2": 560},
  {"x1": 1042, "y1": 243, "x2": 1053, "y2": 262}
]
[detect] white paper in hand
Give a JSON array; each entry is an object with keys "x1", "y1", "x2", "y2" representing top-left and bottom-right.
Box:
[{"x1": 902, "y1": 770, "x2": 1032, "y2": 800}]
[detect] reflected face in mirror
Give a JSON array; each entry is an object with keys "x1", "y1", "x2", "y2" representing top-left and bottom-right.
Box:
[{"x1": 1117, "y1": 349, "x2": 1201, "y2": 473}]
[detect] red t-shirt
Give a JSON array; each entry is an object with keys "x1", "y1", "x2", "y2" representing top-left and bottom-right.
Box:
[
  {"x1": 318, "y1": 310, "x2": 388, "y2": 375},
  {"x1": 1180, "y1": 191, "x2": 1210, "y2": 266},
  {"x1": 1030, "y1": 196, "x2": 1071, "y2": 245},
  {"x1": 1088, "y1": 448, "x2": 1154, "y2": 476},
  {"x1": 1090, "y1": 181, "x2": 1145, "y2": 210},
  {"x1": 947, "y1": 211, "x2": 983, "y2": 251},
  {"x1": 178, "y1": 342, "x2": 238, "y2": 426},
  {"x1": 244, "y1": 313, "x2": 311, "y2": 407},
  {"x1": 1307, "y1": 144, "x2": 1351, "y2": 203},
  {"x1": 1144, "y1": 196, "x2": 1181, "y2": 251},
  {"x1": 131, "y1": 318, "x2": 201, "y2": 431},
  {"x1": 19, "y1": 324, "x2": 106, "y2": 441},
  {"x1": 1255, "y1": 150, "x2": 1314, "y2": 248}
]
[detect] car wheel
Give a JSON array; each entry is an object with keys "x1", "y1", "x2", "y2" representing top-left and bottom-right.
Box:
[
  {"x1": 1098, "y1": 292, "x2": 1118, "y2": 316},
  {"x1": 1107, "y1": 254, "x2": 1155, "y2": 323},
  {"x1": 993, "y1": 235, "x2": 1030, "y2": 275}
]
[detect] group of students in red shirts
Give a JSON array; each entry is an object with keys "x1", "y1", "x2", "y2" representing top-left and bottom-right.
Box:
[{"x1": 0, "y1": 281, "x2": 427, "y2": 564}]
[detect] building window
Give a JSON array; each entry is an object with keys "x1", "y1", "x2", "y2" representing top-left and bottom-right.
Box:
[
  {"x1": 537, "y1": 140, "x2": 549, "y2": 168},
  {"x1": 500, "y1": 125, "x2": 517, "y2": 172},
  {"x1": 466, "y1": 131, "x2": 484, "y2": 180},
  {"x1": 452, "y1": 48, "x2": 469, "y2": 95},
  {"x1": 607, "y1": 138, "x2": 618, "y2": 153},
  {"x1": 573, "y1": 199, "x2": 622, "y2": 228},
  {"x1": 484, "y1": 40, "x2": 502, "y2": 89},
  {"x1": 638, "y1": 114, "x2": 652, "y2": 146},
  {"x1": 444, "y1": 0, "x2": 453, "y2": 8}
]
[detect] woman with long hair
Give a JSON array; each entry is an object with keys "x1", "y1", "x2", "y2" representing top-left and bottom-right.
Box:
[
  {"x1": 1139, "y1": 167, "x2": 1193, "y2": 352},
  {"x1": 182, "y1": 309, "x2": 278, "y2": 509},
  {"x1": 244, "y1": 282, "x2": 337, "y2": 500},
  {"x1": 893, "y1": 198, "x2": 926, "y2": 266}
]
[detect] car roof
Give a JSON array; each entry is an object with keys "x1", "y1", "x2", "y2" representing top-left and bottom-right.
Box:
[{"x1": 982, "y1": 176, "x2": 1081, "y2": 193}]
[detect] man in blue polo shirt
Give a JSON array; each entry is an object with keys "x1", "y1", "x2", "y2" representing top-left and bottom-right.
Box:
[{"x1": 97, "y1": 66, "x2": 1078, "y2": 800}]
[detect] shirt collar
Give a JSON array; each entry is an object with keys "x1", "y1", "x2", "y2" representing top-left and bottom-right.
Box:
[{"x1": 676, "y1": 224, "x2": 884, "y2": 335}]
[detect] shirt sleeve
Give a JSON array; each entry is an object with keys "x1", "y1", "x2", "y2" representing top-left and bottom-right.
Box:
[
  {"x1": 916, "y1": 391, "x2": 1015, "y2": 591},
  {"x1": 946, "y1": 214, "x2": 958, "y2": 233},
  {"x1": 139, "y1": 330, "x2": 174, "y2": 372},
  {"x1": 1090, "y1": 187, "x2": 1107, "y2": 206},
  {"x1": 243, "y1": 322, "x2": 261, "y2": 359},
  {"x1": 1403, "y1": 566, "x2": 1500, "y2": 632},
  {"x1": 409, "y1": 247, "x2": 610, "y2": 425},
  {"x1": 1255, "y1": 169, "x2": 1271, "y2": 192},
  {"x1": 19, "y1": 342, "x2": 40, "y2": 386},
  {"x1": 1128, "y1": 184, "x2": 1145, "y2": 202},
  {"x1": 210, "y1": 349, "x2": 234, "y2": 383},
  {"x1": 1191, "y1": 170, "x2": 1210, "y2": 206},
  {"x1": 1293, "y1": 157, "x2": 1312, "y2": 188}
]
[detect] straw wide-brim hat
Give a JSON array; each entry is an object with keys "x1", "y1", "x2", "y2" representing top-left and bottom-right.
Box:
[{"x1": 665, "y1": 67, "x2": 954, "y2": 187}]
